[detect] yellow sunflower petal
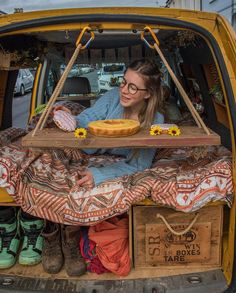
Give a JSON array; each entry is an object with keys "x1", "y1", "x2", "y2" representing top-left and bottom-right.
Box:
[
  {"x1": 168, "y1": 126, "x2": 181, "y2": 136},
  {"x1": 149, "y1": 125, "x2": 162, "y2": 135},
  {"x1": 74, "y1": 128, "x2": 87, "y2": 138}
]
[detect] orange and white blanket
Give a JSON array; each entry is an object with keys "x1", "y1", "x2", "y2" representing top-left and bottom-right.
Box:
[{"x1": 0, "y1": 127, "x2": 233, "y2": 225}]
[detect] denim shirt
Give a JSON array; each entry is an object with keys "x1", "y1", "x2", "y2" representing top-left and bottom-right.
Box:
[{"x1": 76, "y1": 88, "x2": 164, "y2": 186}]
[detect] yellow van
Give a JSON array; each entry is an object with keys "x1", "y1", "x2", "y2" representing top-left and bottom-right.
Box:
[{"x1": 0, "y1": 7, "x2": 236, "y2": 293}]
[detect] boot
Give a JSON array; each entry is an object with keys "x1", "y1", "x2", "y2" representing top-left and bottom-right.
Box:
[
  {"x1": 61, "y1": 225, "x2": 86, "y2": 276},
  {"x1": 19, "y1": 211, "x2": 44, "y2": 266},
  {"x1": 0, "y1": 207, "x2": 20, "y2": 269},
  {"x1": 42, "y1": 221, "x2": 64, "y2": 274}
]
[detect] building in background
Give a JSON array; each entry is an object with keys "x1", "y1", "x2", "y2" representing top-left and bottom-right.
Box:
[
  {"x1": 165, "y1": 0, "x2": 236, "y2": 29},
  {"x1": 165, "y1": 0, "x2": 201, "y2": 10},
  {"x1": 202, "y1": 0, "x2": 236, "y2": 29},
  {"x1": 14, "y1": 8, "x2": 24, "y2": 13}
]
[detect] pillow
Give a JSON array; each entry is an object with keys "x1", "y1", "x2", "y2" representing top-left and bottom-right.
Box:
[
  {"x1": 53, "y1": 110, "x2": 76, "y2": 132},
  {"x1": 27, "y1": 101, "x2": 85, "y2": 131}
]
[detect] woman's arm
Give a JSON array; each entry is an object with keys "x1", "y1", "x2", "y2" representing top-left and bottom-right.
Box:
[
  {"x1": 83, "y1": 111, "x2": 164, "y2": 186},
  {"x1": 88, "y1": 148, "x2": 157, "y2": 186}
]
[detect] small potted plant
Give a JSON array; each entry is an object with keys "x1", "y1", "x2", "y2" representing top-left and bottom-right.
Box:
[
  {"x1": 209, "y1": 84, "x2": 229, "y2": 127},
  {"x1": 209, "y1": 84, "x2": 224, "y2": 104}
]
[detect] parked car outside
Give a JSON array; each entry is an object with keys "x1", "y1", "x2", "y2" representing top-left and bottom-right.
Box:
[
  {"x1": 14, "y1": 68, "x2": 34, "y2": 96},
  {"x1": 80, "y1": 65, "x2": 94, "y2": 74},
  {"x1": 29, "y1": 67, "x2": 37, "y2": 77},
  {"x1": 60, "y1": 64, "x2": 82, "y2": 77},
  {"x1": 98, "y1": 63, "x2": 125, "y2": 92}
]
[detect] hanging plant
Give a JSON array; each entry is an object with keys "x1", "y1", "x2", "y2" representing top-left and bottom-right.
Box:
[
  {"x1": 164, "y1": 30, "x2": 199, "y2": 49},
  {"x1": 209, "y1": 84, "x2": 224, "y2": 104}
]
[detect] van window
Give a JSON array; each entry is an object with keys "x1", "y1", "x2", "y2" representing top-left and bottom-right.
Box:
[{"x1": 12, "y1": 68, "x2": 34, "y2": 128}]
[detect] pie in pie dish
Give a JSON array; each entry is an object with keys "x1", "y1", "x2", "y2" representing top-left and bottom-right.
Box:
[{"x1": 88, "y1": 119, "x2": 140, "y2": 137}]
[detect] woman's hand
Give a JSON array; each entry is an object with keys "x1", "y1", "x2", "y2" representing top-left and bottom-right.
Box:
[
  {"x1": 77, "y1": 170, "x2": 95, "y2": 189},
  {"x1": 52, "y1": 105, "x2": 72, "y2": 115}
]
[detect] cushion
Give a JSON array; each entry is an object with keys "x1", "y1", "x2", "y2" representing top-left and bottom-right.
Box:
[{"x1": 53, "y1": 110, "x2": 77, "y2": 132}]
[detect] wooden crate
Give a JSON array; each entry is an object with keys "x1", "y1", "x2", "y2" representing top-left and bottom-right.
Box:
[{"x1": 132, "y1": 205, "x2": 223, "y2": 268}]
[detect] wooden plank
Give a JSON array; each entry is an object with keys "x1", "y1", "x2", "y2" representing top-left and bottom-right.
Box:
[{"x1": 22, "y1": 126, "x2": 221, "y2": 149}]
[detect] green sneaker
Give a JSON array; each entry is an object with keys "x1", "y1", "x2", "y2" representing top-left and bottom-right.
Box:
[
  {"x1": 0, "y1": 208, "x2": 20, "y2": 269},
  {"x1": 19, "y1": 213, "x2": 44, "y2": 266}
]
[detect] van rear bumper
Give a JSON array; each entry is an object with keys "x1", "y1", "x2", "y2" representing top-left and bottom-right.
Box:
[{"x1": 0, "y1": 269, "x2": 228, "y2": 293}]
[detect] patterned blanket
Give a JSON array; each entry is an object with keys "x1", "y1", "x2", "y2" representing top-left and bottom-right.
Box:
[{"x1": 0, "y1": 126, "x2": 233, "y2": 225}]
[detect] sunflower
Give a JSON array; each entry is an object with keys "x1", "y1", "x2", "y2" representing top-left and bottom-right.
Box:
[
  {"x1": 168, "y1": 126, "x2": 181, "y2": 136},
  {"x1": 74, "y1": 128, "x2": 87, "y2": 138},
  {"x1": 149, "y1": 125, "x2": 162, "y2": 135}
]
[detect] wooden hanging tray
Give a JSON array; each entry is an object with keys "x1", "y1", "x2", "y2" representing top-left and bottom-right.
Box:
[{"x1": 22, "y1": 126, "x2": 220, "y2": 149}]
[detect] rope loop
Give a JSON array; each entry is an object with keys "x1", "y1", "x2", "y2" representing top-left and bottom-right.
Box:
[
  {"x1": 156, "y1": 213, "x2": 199, "y2": 236},
  {"x1": 76, "y1": 26, "x2": 95, "y2": 49},
  {"x1": 140, "y1": 26, "x2": 159, "y2": 49}
]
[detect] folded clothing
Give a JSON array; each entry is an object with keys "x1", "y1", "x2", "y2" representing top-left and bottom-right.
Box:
[{"x1": 88, "y1": 216, "x2": 130, "y2": 277}]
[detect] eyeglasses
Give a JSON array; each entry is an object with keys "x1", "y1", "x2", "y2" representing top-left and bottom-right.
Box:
[{"x1": 119, "y1": 77, "x2": 148, "y2": 95}]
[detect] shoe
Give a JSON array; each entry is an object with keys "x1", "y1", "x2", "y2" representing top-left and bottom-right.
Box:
[
  {"x1": 0, "y1": 207, "x2": 20, "y2": 269},
  {"x1": 61, "y1": 225, "x2": 86, "y2": 276},
  {"x1": 19, "y1": 211, "x2": 44, "y2": 266},
  {"x1": 42, "y1": 221, "x2": 64, "y2": 274}
]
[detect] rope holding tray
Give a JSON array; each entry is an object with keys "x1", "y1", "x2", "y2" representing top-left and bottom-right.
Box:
[
  {"x1": 32, "y1": 27, "x2": 95, "y2": 137},
  {"x1": 141, "y1": 26, "x2": 210, "y2": 135}
]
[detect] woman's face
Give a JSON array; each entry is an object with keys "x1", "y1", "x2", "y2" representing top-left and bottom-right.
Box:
[{"x1": 119, "y1": 69, "x2": 150, "y2": 110}]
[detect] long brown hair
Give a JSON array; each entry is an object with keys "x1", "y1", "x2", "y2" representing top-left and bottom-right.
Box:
[{"x1": 123, "y1": 59, "x2": 164, "y2": 128}]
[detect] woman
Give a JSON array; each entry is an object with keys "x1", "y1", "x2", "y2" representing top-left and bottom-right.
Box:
[{"x1": 54, "y1": 59, "x2": 164, "y2": 188}]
